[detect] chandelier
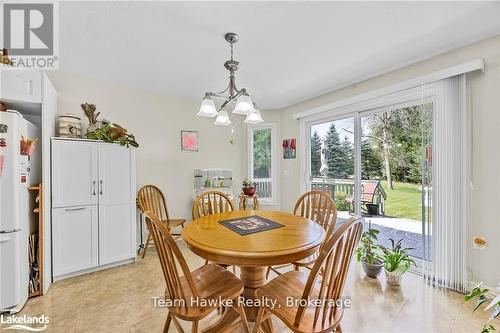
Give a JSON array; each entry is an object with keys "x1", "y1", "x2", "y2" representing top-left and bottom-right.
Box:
[{"x1": 197, "y1": 33, "x2": 264, "y2": 126}]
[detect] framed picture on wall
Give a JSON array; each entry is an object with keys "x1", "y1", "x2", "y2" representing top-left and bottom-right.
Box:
[
  {"x1": 181, "y1": 130, "x2": 198, "y2": 152},
  {"x1": 282, "y1": 138, "x2": 296, "y2": 159}
]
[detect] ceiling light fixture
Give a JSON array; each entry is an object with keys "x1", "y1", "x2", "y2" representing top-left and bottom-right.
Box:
[{"x1": 197, "y1": 33, "x2": 263, "y2": 125}]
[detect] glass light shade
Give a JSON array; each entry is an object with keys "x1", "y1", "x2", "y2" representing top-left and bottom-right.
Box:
[
  {"x1": 197, "y1": 95, "x2": 217, "y2": 117},
  {"x1": 214, "y1": 110, "x2": 231, "y2": 126},
  {"x1": 232, "y1": 90, "x2": 255, "y2": 115},
  {"x1": 244, "y1": 109, "x2": 264, "y2": 124}
]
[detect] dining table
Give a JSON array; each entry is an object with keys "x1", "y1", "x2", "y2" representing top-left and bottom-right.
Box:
[{"x1": 182, "y1": 209, "x2": 325, "y2": 332}]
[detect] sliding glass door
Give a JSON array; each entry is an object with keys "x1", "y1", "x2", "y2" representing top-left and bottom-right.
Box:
[{"x1": 305, "y1": 102, "x2": 433, "y2": 266}]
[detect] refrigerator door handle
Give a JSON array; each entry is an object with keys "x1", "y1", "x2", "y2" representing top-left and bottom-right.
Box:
[
  {"x1": 92, "y1": 180, "x2": 96, "y2": 196},
  {"x1": 65, "y1": 207, "x2": 86, "y2": 212},
  {"x1": 0, "y1": 229, "x2": 21, "y2": 234},
  {"x1": 99, "y1": 180, "x2": 103, "y2": 195}
]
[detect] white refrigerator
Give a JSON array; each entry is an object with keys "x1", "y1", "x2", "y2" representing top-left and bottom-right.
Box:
[{"x1": 0, "y1": 110, "x2": 40, "y2": 314}]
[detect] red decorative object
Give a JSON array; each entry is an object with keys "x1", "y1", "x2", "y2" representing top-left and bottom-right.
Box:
[{"x1": 243, "y1": 188, "x2": 256, "y2": 197}]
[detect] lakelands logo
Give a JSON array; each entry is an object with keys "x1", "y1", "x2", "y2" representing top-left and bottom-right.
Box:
[
  {"x1": 0, "y1": 314, "x2": 49, "y2": 331},
  {"x1": 2, "y1": 1, "x2": 59, "y2": 69}
]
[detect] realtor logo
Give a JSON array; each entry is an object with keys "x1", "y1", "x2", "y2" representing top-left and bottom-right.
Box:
[{"x1": 2, "y1": 2, "x2": 58, "y2": 69}]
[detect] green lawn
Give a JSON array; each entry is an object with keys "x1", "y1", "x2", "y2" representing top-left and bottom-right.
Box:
[{"x1": 380, "y1": 181, "x2": 422, "y2": 221}]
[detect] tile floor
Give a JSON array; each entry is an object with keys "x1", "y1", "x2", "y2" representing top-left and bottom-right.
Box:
[{"x1": 0, "y1": 240, "x2": 493, "y2": 333}]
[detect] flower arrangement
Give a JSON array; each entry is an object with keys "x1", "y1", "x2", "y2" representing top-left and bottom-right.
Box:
[
  {"x1": 242, "y1": 179, "x2": 257, "y2": 196},
  {"x1": 86, "y1": 123, "x2": 139, "y2": 148},
  {"x1": 81, "y1": 103, "x2": 100, "y2": 132}
]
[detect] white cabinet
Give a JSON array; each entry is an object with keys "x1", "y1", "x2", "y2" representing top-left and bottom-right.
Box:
[
  {"x1": 52, "y1": 206, "x2": 98, "y2": 276},
  {"x1": 52, "y1": 140, "x2": 98, "y2": 208},
  {"x1": 98, "y1": 144, "x2": 136, "y2": 264},
  {"x1": 51, "y1": 139, "x2": 136, "y2": 279},
  {"x1": 0, "y1": 71, "x2": 42, "y2": 103}
]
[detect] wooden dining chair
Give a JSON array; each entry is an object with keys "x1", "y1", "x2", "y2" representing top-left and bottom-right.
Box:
[
  {"x1": 144, "y1": 211, "x2": 249, "y2": 333},
  {"x1": 254, "y1": 217, "x2": 363, "y2": 333},
  {"x1": 192, "y1": 191, "x2": 235, "y2": 269},
  {"x1": 268, "y1": 190, "x2": 337, "y2": 277},
  {"x1": 138, "y1": 185, "x2": 186, "y2": 259},
  {"x1": 192, "y1": 190, "x2": 234, "y2": 220}
]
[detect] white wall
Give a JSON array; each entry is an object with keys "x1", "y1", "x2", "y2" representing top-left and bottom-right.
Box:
[
  {"x1": 274, "y1": 36, "x2": 500, "y2": 288},
  {"x1": 46, "y1": 72, "x2": 244, "y2": 221}
]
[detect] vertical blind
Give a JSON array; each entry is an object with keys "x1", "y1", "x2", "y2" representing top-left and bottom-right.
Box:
[{"x1": 425, "y1": 75, "x2": 467, "y2": 292}]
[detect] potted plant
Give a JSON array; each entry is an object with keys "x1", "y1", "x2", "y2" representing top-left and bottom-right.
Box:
[
  {"x1": 242, "y1": 179, "x2": 257, "y2": 196},
  {"x1": 381, "y1": 238, "x2": 416, "y2": 286},
  {"x1": 355, "y1": 228, "x2": 384, "y2": 278}
]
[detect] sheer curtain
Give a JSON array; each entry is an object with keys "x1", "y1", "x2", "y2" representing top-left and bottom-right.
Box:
[{"x1": 424, "y1": 75, "x2": 467, "y2": 292}]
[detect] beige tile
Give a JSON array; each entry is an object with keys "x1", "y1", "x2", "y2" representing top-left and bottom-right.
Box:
[{"x1": 10, "y1": 240, "x2": 491, "y2": 333}]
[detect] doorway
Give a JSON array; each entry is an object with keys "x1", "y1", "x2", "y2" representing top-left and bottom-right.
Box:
[{"x1": 305, "y1": 102, "x2": 433, "y2": 266}]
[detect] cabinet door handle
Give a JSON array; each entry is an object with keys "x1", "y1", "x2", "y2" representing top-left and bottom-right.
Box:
[
  {"x1": 99, "y1": 180, "x2": 103, "y2": 195},
  {"x1": 65, "y1": 207, "x2": 86, "y2": 212},
  {"x1": 92, "y1": 181, "x2": 96, "y2": 196}
]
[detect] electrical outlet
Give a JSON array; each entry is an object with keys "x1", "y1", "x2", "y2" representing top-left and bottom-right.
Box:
[{"x1": 473, "y1": 236, "x2": 486, "y2": 250}]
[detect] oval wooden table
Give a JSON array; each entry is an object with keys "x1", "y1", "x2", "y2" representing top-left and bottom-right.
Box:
[{"x1": 182, "y1": 210, "x2": 325, "y2": 332}]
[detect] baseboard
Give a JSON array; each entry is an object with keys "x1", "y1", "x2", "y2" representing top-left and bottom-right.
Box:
[{"x1": 53, "y1": 257, "x2": 136, "y2": 282}]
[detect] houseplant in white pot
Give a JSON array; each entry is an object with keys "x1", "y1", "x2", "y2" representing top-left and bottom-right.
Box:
[
  {"x1": 381, "y1": 238, "x2": 416, "y2": 286},
  {"x1": 355, "y1": 228, "x2": 384, "y2": 278}
]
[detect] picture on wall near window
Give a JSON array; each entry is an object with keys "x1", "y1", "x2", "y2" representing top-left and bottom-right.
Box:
[
  {"x1": 282, "y1": 138, "x2": 296, "y2": 159},
  {"x1": 181, "y1": 130, "x2": 198, "y2": 152}
]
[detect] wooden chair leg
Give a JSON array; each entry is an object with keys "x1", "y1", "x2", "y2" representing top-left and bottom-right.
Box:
[
  {"x1": 294, "y1": 264, "x2": 300, "y2": 271},
  {"x1": 234, "y1": 301, "x2": 249, "y2": 333},
  {"x1": 142, "y1": 233, "x2": 152, "y2": 259},
  {"x1": 204, "y1": 259, "x2": 209, "y2": 266},
  {"x1": 171, "y1": 316, "x2": 185, "y2": 333},
  {"x1": 163, "y1": 312, "x2": 172, "y2": 333},
  {"x1": 232, "y1": 265, "x2": 236, "y2": 275},
  {"x1": 253, "y1": 307, "x2": 266, "y2": 333},
  {"x1": 192, "y1": 321, "x2": 198, "y2": 333},
  {"x1": 266, "y1": 266, "x2": 271, "y2": 279}
]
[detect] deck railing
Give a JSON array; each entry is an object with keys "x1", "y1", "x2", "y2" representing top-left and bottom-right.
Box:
[
  {"x1": 255, "y1": 178, "x2": 272, "y2": 198},
  {"x1": 311, "y1": 178, "x2": 386, "y2": 214}
]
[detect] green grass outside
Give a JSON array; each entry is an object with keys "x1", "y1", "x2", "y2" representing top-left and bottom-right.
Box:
[{"x1": 380, "y1": 181, "x2": 422, "y2": 221}]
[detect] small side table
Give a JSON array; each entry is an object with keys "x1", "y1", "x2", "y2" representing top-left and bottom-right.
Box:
[{"x1": 239, "y1": 193, "x2": 259, "y2": 210}]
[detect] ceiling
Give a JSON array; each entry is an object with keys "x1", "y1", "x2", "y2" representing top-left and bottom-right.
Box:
[{"x1": 59, "y1": 2, "x2": 500, "y2": 109}]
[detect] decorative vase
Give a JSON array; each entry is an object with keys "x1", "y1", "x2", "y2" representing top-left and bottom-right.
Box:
[
  {"x1": 361, "y1": 258, "x2": 383, "y2": 278},
  {"x1": 385, "y1": 268, "x2": 405, "y2": 286},
  {"x1": 243, "y1": 188, "x2": 256, "y2": 196}
]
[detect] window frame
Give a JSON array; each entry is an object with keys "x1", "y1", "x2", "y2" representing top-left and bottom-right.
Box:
[{"x1": 247, "y1": 123, "x2": 277, "y2": 206}]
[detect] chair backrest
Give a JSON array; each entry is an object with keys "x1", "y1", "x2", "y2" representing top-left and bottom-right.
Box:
[
  {"x1": 138, "y1": 185, "x2": 170, "y2": 222},
  {"x1": 294, "y1": 190, "x2": 337, "y2": 239},
  {"x1": 294, "y1": 216, "x2": 363, "y2": 328},
  {"x1": 192, "y1": 190, "x2": 234, "y2": 220},
  {"x1": 144, "y1": 211, "x2": 198, "y2": 307}
]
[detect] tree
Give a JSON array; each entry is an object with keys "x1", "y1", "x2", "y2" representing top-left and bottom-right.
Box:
[
  {"x1": 253, "y1": 129, "x2": 271, "y2": 178},
  {"x1": 340, "y1": 136, "x2": 354, "y2": 177},
  {"x1": 365, "y1": 111, "x2": 394, "y2": 189},
  {"x1": 324, "y1": 124, "x2": 344, "y2": 179},
  {"x1": 310, "y1": 131, "x2": 322, "y2": 177},
  {"x1": 361, "y1": 138, "x2": 382, "y2": 179}
]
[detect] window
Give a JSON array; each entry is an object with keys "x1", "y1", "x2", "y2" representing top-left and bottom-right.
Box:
[{"x1": 248, "y1": 124, "x2": 277, "y2": 204}]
